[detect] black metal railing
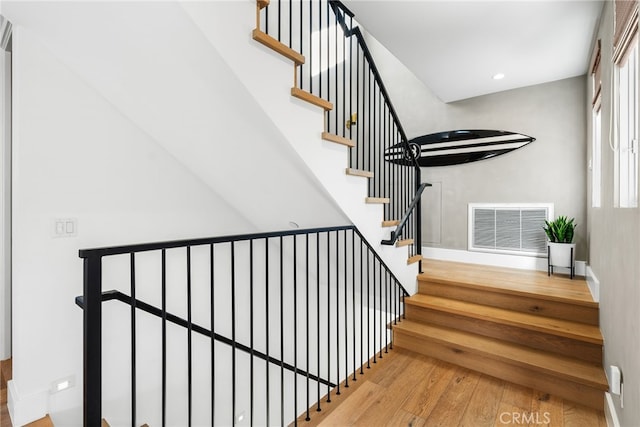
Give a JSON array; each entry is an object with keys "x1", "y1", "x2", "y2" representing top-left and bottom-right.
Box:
[
  {"x1": 257, "y1": 0, "x2": 424, "y2": 263},
  {"x1": 78, "y1": 225, "x2": 409, "y2": 426}
]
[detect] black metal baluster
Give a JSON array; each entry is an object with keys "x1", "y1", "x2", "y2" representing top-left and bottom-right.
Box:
[
  {"x1": 359, "y1": 239, "x2": 364, "y2": 375},
  {"x1": 210, "y1": 244, "x2": 215, "y2": 425},
  {"x1": 161, "y1": 250, "x2": 167, "y2": 427},
  {"x1": 299, "y1": 0, "x2": 303, "y2": 88},
  {"x1": 366, "y1": 249, "x2": 370, "y2": 369},
  {"x1": 384, "y1": 269, "x2": 388, "y2": 354},
  {"x1": 334, "y1": 11, "x2": 338, "y2": 136},
  {"x1": 309, "y1": 0, "x2": 312, "y2": 94},
  {"x1": 305, "y1": 234, "x2": 311, "y2": 421},
  {"x1": 130, "y1": 253, "x2": 137, "y2": 427},
  {"x1": 326, "y1": 231, "x2": 331, "y2": 403},
  {"x1": 250, "y1": 240, "x2": 254, "y2": 427},
  {"x1": 280, "y1": 237, "x2": 284, "y2": 426},
  {"x1": 342, "y1": 11, "x2": 346, "y2": 139},
  {"x1": 187, "y1": 247, "x2": 193, "y2": 427},
  {"x1": 373, "y1": 259, "x2": 377, "y2": 364},
  {"x1": 316, "y1": 232, "x2": 321, "y2": 412},
  {"x1": 277, "y1": 0, "x2": 281, "y2": 41},
  {"x1": 265, "y1": 238, "x2": 270, "y2": 426},
  {"x1": 343, "y1": 230, "x2": 348, "y2": 388},
  {"x1": 351, "y1": 230, "x2": 356, "y2": 382},
  {"x1": 231, "y1": 243, "x2": 238, "y2": 427},
  {"x1": 293, "y1": 235, "x2": 298, "y2": 427},
  {"x1": 335, "y1": 230, "x2": 340, "y2": 396},
  {"x1": 289, "y1": 0, "x2": 292, "y2": 48}
]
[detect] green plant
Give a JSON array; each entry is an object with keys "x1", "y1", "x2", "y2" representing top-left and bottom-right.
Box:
[{"x1": 543, "y1": 216, "x2": 576, "y2": 243}]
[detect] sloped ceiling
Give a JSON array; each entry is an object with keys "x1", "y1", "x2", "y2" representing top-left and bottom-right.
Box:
[{"x1": 345, "y1": 0, "x2": 604, "y2": 102}]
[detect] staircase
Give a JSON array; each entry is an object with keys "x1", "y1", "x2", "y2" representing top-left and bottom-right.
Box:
[{"x1": 393, "y1": 259, "x2": 608, "y2": 410}]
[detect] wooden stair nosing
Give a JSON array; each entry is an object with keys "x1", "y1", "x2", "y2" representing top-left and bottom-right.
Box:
[
  {"x1": 381, "y1": 220, "x2": 399, "y2": 227},
  {"x1": 252, "y1": 29, "x2": 305, "y2": 65},
  {"x1": 321, "y1": 132, "x2": 355, "y2": 147},
  {"x1": 396, "y1": 239, "x2": 414, "y2": 248},
  {"x1": 393, "y1": 320, "x2": 607, "y2": 391},
  {"x1": 345, "y1": 167, "x2": 373, "y2": 178},
  {"x1": 394, "y1": 330, "x2": 605, "y2": 411},
  {"x1": 407, "y1": 255, "x2": 422, "y2": 265},
  {"x1": 418, "y1": 280, "x2": 600, "y2": 326},
  {"x1": 406, "y1": 294, "x2": 603, "y2": 345},
  {"x1": 365, "y1": 197, "x2": 390, "y2": 204},
  {"x1": 291, "y1": 87, "x2": 333, "y2": 110}
]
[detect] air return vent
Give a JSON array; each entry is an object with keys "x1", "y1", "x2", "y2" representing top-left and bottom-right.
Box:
[{"x1": 468, "y1": 203, "x2": 553, "y2": 256}]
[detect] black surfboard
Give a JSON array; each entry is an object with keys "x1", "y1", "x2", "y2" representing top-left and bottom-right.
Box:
[{"x1": 384, "y1": 129, "x2": 535, "y2": 167}]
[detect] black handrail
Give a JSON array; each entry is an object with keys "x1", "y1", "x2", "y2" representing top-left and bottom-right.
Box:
[
  {"x1": 382, "y1": 182, "x2": 431, "y2": 246},
  {"x1": 328, "y1": 1, "x2": 420, "y2": 172},
  {"x1": 79, "y1": 225, "x2": 409, "y2": 426},
  {"x1": 75, "y1": 291, "x2": 335, "y2": 387}
]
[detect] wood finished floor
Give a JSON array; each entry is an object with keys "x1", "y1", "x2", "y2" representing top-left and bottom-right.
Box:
[{"x1": 300, "y1": 347, "x2": 606, "y2": 427}]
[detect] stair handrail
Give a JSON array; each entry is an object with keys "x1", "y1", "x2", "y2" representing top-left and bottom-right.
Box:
[
  {"x1": 75, "y1": 290, "x2": 335, "y2": 387},
  {"x1": 381, "y1": 182, "x2": 431, "y2": 246},
  {"x1": 329, "y1": 0, "x2": 420, "y2": 173}
]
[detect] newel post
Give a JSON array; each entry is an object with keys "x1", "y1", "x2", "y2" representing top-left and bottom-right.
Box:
[{"x1": 82, "y1": 254, "x2": 102, "y2": 426}]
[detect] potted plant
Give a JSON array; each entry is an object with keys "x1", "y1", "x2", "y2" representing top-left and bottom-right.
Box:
[{"x1": 543, "y1": 215, "x2": 577, "y2": 277}]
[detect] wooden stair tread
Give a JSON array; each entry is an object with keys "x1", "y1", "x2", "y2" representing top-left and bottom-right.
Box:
[
  {"x1": 381, "y1": 220, "x2": 399, "y2": 227},
  {"x1": 291, "y1": 87, "x2": 333, "y2": 110},
  {"x1": 407, "y1": 294, "x2": 603, "y2": 344},
  {"x1": 252, "y1": 29, "x2": 304, "y2": 65},
  {"x1": 365, "y1": 197, "x2": 390, "y2": 204},
  {"x1": 345, "y1": 168, "x2": 373, "y2": 178},
  {"x1": 407, "y1": 255, "x2": 422, "y2": 265},
  {"x1": 419, "y1": 259, "x2": 597, "y2": 308},
  {"x1": 396, "y1": 239, "x2": 414, "y2": 247},
  {"x1": 393, "y1": 320, "x2": 608, "y2": 390},
  {"x1": 321, "y1": 132, "x2": 354, "y2": 147}
]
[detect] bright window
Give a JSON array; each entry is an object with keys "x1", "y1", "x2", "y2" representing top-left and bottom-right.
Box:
[{"x1": 615, "y1": 41, "x2": 639, "y2": 208}]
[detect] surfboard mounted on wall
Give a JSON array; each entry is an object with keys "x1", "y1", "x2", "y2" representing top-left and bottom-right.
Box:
[{"x1": 384, "y1": 129, "x2": 536, "y2": 167}]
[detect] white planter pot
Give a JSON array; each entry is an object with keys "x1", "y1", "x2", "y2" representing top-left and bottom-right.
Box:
[{"x1": 548, "y1": 242, "x2": 576, "y2": 268}]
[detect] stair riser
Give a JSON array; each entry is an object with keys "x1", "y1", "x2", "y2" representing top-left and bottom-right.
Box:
[
  {"x1": 418, "y1": 280, "x2": 599, "y2": 326},
  {"x1": 405, "y1": 305, "x2": 603, "y2": 364},
  {"x1": 394, "y1": 331, "x2": 605, "y2": 411}
]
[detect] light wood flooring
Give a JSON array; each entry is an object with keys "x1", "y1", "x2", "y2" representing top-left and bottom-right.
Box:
[{"x1": 299, "y1": 347, "x2": 606, "y2": 426}]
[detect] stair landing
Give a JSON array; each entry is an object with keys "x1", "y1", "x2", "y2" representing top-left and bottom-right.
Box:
[{"x1": 419, "y1": 259, "x2": 596, "y2": 305}]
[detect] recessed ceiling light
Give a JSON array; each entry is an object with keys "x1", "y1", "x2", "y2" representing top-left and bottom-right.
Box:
[{"x1": 493, "y1": 73, "x2": 505, "y2": 80}]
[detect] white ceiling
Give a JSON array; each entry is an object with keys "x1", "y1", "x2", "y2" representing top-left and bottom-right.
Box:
[{"x1": 344, "y1": 0, "x2": 604, "y2": 102}]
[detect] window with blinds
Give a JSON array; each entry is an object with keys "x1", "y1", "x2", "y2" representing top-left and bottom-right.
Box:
[{"x1": 468, "y1": 204, "x2": 553, "y2": 257}]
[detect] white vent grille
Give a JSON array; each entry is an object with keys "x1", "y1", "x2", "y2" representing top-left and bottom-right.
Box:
[{"x1": 468, "y1": 204, "x2": 553, "y2": 256}]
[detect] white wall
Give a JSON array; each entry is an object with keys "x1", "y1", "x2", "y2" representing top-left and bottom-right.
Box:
[
  {"x1": 362, "y1": 31, "x2": 588, "y2": 260},
  {"x1": 9, "y1": 28, "x2": 256, "y2": 425},
  {"x1": 586, "y1": 2, "x2": 640, "y2": 425},
  {"x1": 0, "y1": 34, "x2": 11, "y2": 360}
]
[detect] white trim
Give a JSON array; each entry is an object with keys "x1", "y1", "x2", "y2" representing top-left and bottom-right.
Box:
[
  {"x1": 422, "y1": 246, "x2": 586, "y2": 276},
  {"x1": 7, "y1": 380, "x2": 49, "y2": 426},
  {"x1": 0, "y1": 38, "x2": 10, "y2": 360},
  {"x1": 605, "y1": 392, "x2": 621, "y2": 427},
  {"x1": 586, "y1": 265, "x2": 600, "y2": 302}
]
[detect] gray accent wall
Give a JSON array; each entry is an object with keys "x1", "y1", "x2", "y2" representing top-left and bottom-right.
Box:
[
  {"x1": 363, "y1": 31, "x2": 587, "y2": 259},
  {"x1": 587, "y1": 2, "x2": 640, "y2": 424}
]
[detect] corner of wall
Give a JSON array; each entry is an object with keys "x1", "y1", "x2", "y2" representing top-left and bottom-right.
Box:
[{"x1": 7, "y1": 379, "x2": 49, "y2": 426}]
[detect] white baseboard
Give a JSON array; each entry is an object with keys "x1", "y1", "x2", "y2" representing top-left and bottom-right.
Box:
[
  {"x1": 605, "y1": 392, "x2": 621, "y2": 427},
  {"x1": 7, "y1": 379, "x2": 49, "y2": 426},
  {"x1": 422, "y1": 246, "x2": 586, "y2": 277},
  {"x1": 585, "y1": 266, "x2": 600, "y2": 302}
]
